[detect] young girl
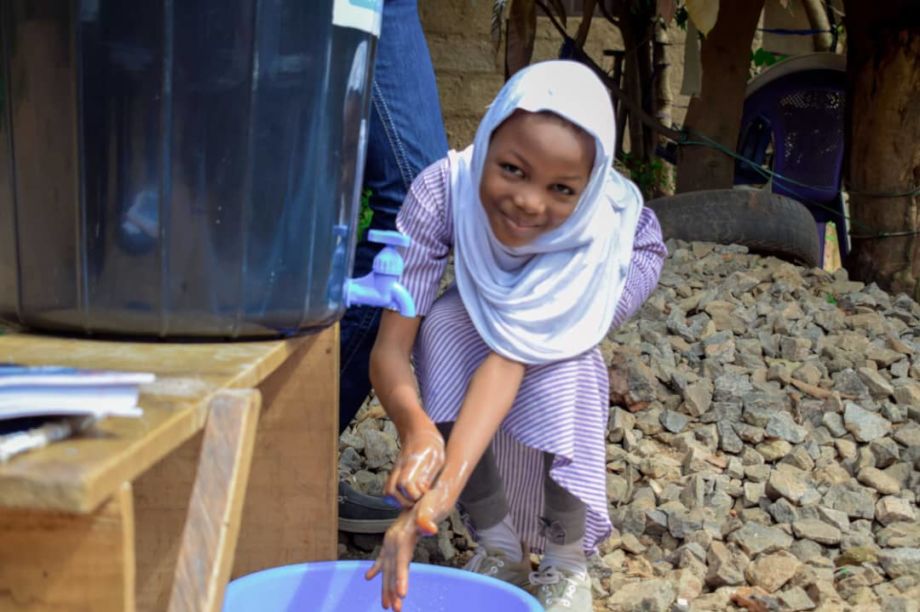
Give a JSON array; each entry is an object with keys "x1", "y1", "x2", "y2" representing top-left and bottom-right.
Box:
[{"x1": 364, "y1": 60, "x2": 666, "y2": 611}]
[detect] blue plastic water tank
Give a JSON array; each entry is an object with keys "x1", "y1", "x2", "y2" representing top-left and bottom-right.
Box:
[{"x1": 0, "y1": 0, "x2": 381, "y2": 338}]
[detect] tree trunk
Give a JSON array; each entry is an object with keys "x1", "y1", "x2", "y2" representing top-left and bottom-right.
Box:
[
  {"x1": 802, "y1": 0, "x2": 833, "y2": 52},
  {"x1": 653, "y1": 21, "x2": 674, "y2": 196},
  {"x1": 676, "y1": 0, "x2": 765, "y2": 193},
  {"x1": 844, "y1": 1, "x2": 920, "y2": 299},
  {"x1": 653, "y1": 22, "x2": 672, "y2": 132},
  {"x1": 615, "y1": 6, "x2": 655, "y2": 163}
]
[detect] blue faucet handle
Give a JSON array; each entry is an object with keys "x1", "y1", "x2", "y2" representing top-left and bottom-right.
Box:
[
  {"x1": 368, "y1": 229, "x2": 411, "y2": 248},
  {"x1": 372, "y1": 246, "x2": 405, "y2": 276},
  {"x1": 344, "y1": 228, "x2": 417, "y2": 316}
]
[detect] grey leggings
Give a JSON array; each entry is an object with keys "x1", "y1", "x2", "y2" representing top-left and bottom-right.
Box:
[{"x1": 436, "y1": 422, "x2": 585, "y2": 545}]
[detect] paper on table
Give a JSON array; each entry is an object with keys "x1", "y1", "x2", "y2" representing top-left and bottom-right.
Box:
[
  {"x1": 0, "y1": 365, "x2": 155, "y2": 387},
  {"x1": 0, "y1": 364, "x2": 153, "y2": 421}
]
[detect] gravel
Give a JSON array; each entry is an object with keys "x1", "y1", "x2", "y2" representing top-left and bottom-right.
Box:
[{"x1": 338, "y1": 240, "x2": 920, "y2": 611}]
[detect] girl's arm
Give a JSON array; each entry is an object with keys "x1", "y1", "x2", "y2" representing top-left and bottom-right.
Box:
[
  {"x1": 370, "y1": 161, "x2": 452, "y2": 507},
  {"x1": 370, "y1": 309, "x2": 423, "y2": 432},
  {"x1": 414, "y1": 351, "x2": 525, "y2": 533},
  {"x1": 366, "y1": 350, "x2": 525, "y2": 612},
  {"x1": 370, "y1": 309, "x2": 444, "y2": 507},
  {"x1": 610, "y1": 207, "x2": 667, "y2": 329}
]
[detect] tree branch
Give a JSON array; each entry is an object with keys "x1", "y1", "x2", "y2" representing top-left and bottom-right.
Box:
[{"x1": 535, "y1": 0, "x2": 684, "y2": 143}]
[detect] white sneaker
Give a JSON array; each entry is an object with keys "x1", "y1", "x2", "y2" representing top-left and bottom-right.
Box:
[
  {"x1": 529, "y1": 566, "x2": 592, "y2": 611},
  {"x1": 463, "y1": 546, "x2": 532, "y2": 589}
]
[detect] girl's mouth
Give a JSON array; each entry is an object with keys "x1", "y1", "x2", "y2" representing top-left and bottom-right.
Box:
[{"x1": 502, "y1": 212, "x2": 538, "y2": 233}]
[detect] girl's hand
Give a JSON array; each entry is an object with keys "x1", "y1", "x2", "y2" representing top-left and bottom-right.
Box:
[
  {"x1": 414, "y1": 473, "x2": 462, "y2": 536},
  {"x1": 385, "y1": 422, "x2": 445, "y2": 508},
  {"x1": 364, "y1": 507, "x2": 424, "y2": 612},
  {"x1": 415, "y1": 482, "x2": 457, "y2": 535},
  {"x1": 364, "y1": 486, "x2": 457, "y2": 611}
]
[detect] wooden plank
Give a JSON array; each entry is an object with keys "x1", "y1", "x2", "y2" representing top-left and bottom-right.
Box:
[
  {"x1": 168, "y1": 390, "x2": 261, "y2": 612},
  {"x1": 134, "y1": 330, "x2": 338, "y2": 611},
  {"x1": 232, "y1": 325, "x2": 339, "y2": 576},
  {"x1": 0, "y1": 334, "x2": 302, "y2": 512},
  {"x1": 0, "y1": 482, "x2": 135, "y2": 612},
  {"x1": 134, "y1": 433, "x2": 203, "y2": 612}
]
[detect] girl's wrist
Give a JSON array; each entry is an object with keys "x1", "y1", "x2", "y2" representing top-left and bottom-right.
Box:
[
  {"x1": 379, "y1": 395, "x2": 420, "y2": 427},
  {"x1": 432, "y1": 455, "x2": 469, "y2": 503},
  {"x1": 416, "y1": 478, "x2": 460, "y2": 534}
]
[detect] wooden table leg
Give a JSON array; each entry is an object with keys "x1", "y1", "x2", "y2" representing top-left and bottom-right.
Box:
[
  {"x1": 168, "y1": 390, "x2": 261, "y2": 612},
  {"x1": 0, "y1": 482, "x2": 135, "y2": 612},
  {"x1": 232, "y1": 325, "x2": 340, "y2": 577},
  {"x1": 134, "y1": 435, "x2": 202, "y2": 611}
]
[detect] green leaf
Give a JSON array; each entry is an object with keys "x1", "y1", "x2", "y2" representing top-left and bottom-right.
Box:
[
  {"x1": 751, "y1": 48, "x2": 784, "y2": 68},
  {"x1": 358, "y1": 188, "x2": 373, "y2": 240},
  {"x1": 675, "y1": 7, "x2": 689, "y2": 29}
]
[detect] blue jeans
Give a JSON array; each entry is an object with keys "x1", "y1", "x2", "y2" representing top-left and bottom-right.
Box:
[{"x1": 339, "y1": 0, "x2": 448, "y2": 433}]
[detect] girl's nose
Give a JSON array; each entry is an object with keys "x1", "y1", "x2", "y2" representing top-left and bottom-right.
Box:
[{"x1": 512, "y1": 189, "x2": 542, "y2": 215}]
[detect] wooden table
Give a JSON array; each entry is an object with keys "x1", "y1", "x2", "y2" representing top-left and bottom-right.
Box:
[{"x1": 0, "y1": 326, "x2": 339, "y2": 612}]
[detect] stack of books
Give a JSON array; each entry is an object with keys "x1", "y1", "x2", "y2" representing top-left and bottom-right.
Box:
[{"x1": 0, "y1": 364, "x2": 154, "y2": 462}]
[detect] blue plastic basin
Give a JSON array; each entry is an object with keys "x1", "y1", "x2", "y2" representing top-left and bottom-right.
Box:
[{"x1": 223, "y1": 560, "x2": 542, "y2": 612}]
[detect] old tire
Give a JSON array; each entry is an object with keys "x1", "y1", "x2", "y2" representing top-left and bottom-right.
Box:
[{"x1": 647, "y1": 189, "x2": 821, "y2": 268}]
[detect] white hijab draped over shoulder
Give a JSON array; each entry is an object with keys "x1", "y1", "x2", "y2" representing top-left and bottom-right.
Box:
[{"x1": 448, "y1": 60, "x2": 643, "y2": 365}]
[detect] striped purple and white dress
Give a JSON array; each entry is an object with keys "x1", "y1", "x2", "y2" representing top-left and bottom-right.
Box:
[{"x1": 396, "y1": 158, "x2": 667, "y2": 554}]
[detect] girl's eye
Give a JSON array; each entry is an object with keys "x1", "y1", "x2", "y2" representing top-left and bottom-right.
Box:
[
  {"x1": 500, "y1": 163, "x2": 524, "y2": 177},
  {"x1": 552, "y1": 184, "x2": 576, "y2": 196}
]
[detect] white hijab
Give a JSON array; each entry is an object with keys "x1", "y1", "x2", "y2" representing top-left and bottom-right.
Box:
[{"x1": 449, "y1": 60, "x2": 643, "y2": 364}]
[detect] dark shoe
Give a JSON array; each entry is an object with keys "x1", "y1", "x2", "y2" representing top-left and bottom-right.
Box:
[{"x1": 338, "y1": 481, "x2": 400, "y2": 534}]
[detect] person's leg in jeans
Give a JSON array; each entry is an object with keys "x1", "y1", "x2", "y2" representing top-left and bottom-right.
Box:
[
  {"x1": 339, "y1": 0, "x2": 447, "y2": 427},
  {"x1": 338, "y1": 0, "x2": 448, "y2": 533}
]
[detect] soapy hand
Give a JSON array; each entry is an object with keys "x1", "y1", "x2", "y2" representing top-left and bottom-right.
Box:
[
  {"x1": 365, "y1": 485, "x2": 459, "y2": 612},
  {"x1": 385, "y1": 423, "x2": 445, "y2": 508},
  {"x1": 412, "y1": 476, "x2": 459, "y2": 536},
  {"x1": 364, "y1": 505, "x2": 424, "y2": 612}
]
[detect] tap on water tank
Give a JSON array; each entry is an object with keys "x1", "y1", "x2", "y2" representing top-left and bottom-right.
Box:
[{"x1": 344, "y1": 230, "x2": 416, "y2": 318}]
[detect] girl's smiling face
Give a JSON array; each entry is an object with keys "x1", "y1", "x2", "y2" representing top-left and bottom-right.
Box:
[{"x1": 479, "y1": 110, "x2": 596, "y2": 248}]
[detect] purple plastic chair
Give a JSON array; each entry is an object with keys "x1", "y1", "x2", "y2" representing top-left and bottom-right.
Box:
[{"x1": 735, "y1": 53, "x2": 848, "y2": 262}]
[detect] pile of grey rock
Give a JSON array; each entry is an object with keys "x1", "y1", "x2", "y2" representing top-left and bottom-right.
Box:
[{"x1": 339, "y1": 240, "x2": 920, "y2": 612}]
